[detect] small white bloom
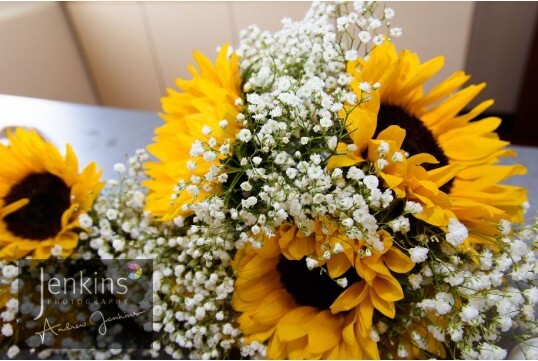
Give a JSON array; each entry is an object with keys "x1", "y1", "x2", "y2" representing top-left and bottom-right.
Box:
[
  {"x1": 409, "y1": 247, "x2": 429, "y2": 263},
  {"x1": 286, "y1": 168, "x2": 298, "y2": 179},
  {"x1": 347, "y1": 166, "x2": 365, "y2": 180},
  {"x1": 7, "y1": 345, "x2": 19, "y2": 359},
  {"x1": 236, "y1": 129, "x2": 252, "y2": 143},
  {"x1": 359, "y1": 82, "x2": 372, "y2": 93},
  {"x1": 202, "y1": 125, "x2": 212, "y2": 136},
  {"x1": 327, "y1": 136, "x2": 338, "y2": 150},
  {"x1": 391, "y1": 151, "x2": 403, "y2": 162},
  {"x1": 404, "y1": 201, "x2": 423, "y2": 214},
  {"x1": 363, "y1": 175, "x2": 379, "y2": 190},
  {"x1": 252, "y1": 156, "x2": 262, "y2": 165},
  {"x1": 305, "y1": 257, "x2": 318, "y2": 270},
  {"x1": 497, "y1": 219, "x2": 511, "y2": 235},
  {"x1": 113, "y1": 163, "x2": 126, "y2": 173},
  {"x1": 2, "y1": 323, "x2": 13, "y2": 336},
  {"x1": 390, "y1": 27, "x2": 402, "y2": 38},
  {"x1": 274, "y1": 152, "x2": 287, "y2": 165},
  {"x1": 307, "y1": 166, "x2": 324, "y2": 180},
  {"x1": 377, "y1": 141, "x2": 389, "y2": 156},
  {"x1": 244, "y1": 196, "x2": 257, "y2": 207},
  {"x1": 342, "y1": 218, "x2": 354, "y2": 228},
  {"x1": 187, "y1": 160, "x2": 197, "y2": 171},
  {"x1": 186, "y1": 185, "x2": 199, "y2": 195},
  {"x1": 345, "y1": 49, "x2": 359, "y2": 61},
  {"x1": 384, "y1": 8, "x2": 395, "y2": 19},
  {"x1": 397, "y1": 344, "x2": 408, "y2": 358},
  {"x1": 240, "y1": 182, "x2": 252, "y2": 192},
  {"x1": 336, "y1": 277, "x2": 348, "y2": 288},
  {"x1": 435, "y1": 292, "x2": 454, "y2": 315},
  {"x1": 106, "y1": 209, "x2": 118, "y2": 221},
  {"x1": 448, "y1": 324, "x2": 463, "y2": 342},
  {"x1": 217, "y1": 173, "x2": 228, "y2": 183},
  {"x1": 112, "y1": 239, "x2": 125, "y2": 252},
  {"x1": 479, "y1": 249, "x2": 493, "y2": 270},
  {"x1": 408, "y1": 273, "x2": 423, "y2": 289},
  {"x1": 203, "y1": 150, "x2": 217, "y2": 162},
  {"x1": 78, "y1": 213, "x2": 93, "y2": 228},
  {"x1": 376, "y1": 159, "x2": 388, "y2": 170},
  {"x1": 370, "y1": 328, "x2": 380, "y2": 343},
  {"x1": 368, "y1": 18, "x2": 382, "y2": 30},
  {"x1": 219, "y1": 144, "x2": 230, "y2": 155},
  {"x1": 446, "y1": 218, "x2": 468, "y2": 246},
  {"x1": 195, "y1": 306, "x2": 206, "y2": 319},
  {"x1": 251, "y1": 225, "x2": 261, "y2": 235},
  {"x1": 319, "y1": 117, "x2": 333, "y2": 128},
  {"x1": 389, "y1": 216, "x2": 410, "y2": 233},
  {"x1": 523, "y1": 287, "x2": 538, "y2": 303},
  {"x1": 2, "y1": 265, "x2": 18, "y2": 279},
  {"x1": 427, "y1": 325, "x2": 445, "y2": 342},
  {"x1": 358, "y1": 30, "x2": 372, "y2": 43},
  {"x1": 333, "y1": 243, "x2": 344, "y2": 254},
  {"x1": 479, "y1": 343, "x2": 507, "y2": 360},
  {"x1": 372, "y1": 34, "x2": 385, "y2": 46},
  {"x1": 50, "y1": 245, "x2": 63, "y2": 257},
  {"x1": 219, "y1": 120, "x2": 228, "y2": 129},
  {"x1": 460, "y1": 304, "x2": 479, "y2": 323}
]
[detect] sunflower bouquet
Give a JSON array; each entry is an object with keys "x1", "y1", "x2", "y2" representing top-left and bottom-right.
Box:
[{"x1": 1, "y1": 1, "x2": 538, "y2": 360}]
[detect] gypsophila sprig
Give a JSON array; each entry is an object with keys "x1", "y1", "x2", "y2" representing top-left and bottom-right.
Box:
[{"x1": 80, "y1": 150, "x2": 246, "y2": 359}]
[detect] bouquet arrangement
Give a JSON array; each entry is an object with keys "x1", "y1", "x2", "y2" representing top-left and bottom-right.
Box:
[{"x1": 1, "y1": 2, "x2": 537, "y2": 360}]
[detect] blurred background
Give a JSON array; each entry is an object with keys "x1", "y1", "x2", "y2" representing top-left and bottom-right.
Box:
[{"x1": 0, "y1": 1, "x2": 537, "y2": 145}]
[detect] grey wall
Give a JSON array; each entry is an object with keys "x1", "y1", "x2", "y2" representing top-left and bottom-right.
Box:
[{"x1": 466, "y1": 2, "x2": 538, "y2": 114}]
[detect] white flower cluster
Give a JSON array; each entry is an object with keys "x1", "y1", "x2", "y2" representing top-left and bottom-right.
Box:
[
  {"x1": 79, "y1": 150, "x2": 244, "y2": 359},
  {"x1": 202, "y1": 2, "x2": 406, "y2": 267},
  {"x1": 401, "y1": 221, "x2": 538, "y2": 359},
  {"x1": 78, "y1": 150, "x2": 158, "y2": 261},
  {"x1": 0, "y1": 262, "x2": 19, "y2": 358}
]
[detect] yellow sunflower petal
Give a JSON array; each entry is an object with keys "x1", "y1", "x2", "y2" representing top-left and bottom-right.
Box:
[
  {"x1": 327, "y1": 252, "x2": 353, "y2": 278},
  {"x1": 288, "y1": 337, "x2": 311, "y2": 360},
  {"x1": 331, "y1": 281, "x2": 369, "y2": 313},
  {"x1": 370, "y1": 287, "x2": 396, "y2": 318},
  {"x1": 307, "y1": 310, "x2": 343, "y2": 354},
  {"x1": 145, "y1": 44, "x2": 242, "y2": 220},
  {"x1": 371, "y1": 274, "x2": 404, "y2": 301},
  {"x1": 276, "y1": 306, "x2": 318, "y2": 342},
  {"x1": 0, "y1": 198, "x2": 29, "y2": 219},
  {"x1": 267, "y1": 334, "x2": 287, "y2": 360},
  {"x1": 383, "y1": 246, "x2": 415, "y2": 273}
]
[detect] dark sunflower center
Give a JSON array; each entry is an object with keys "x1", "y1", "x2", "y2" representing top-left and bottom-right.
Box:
[
  {"x1": 376, "y1": 104, "x2": 452, "y2": 192},
  {"x1": 277, "y1": 256, "x2": 361, "y2": 309},
  {"x1": 3, "y1": 173, "x2": 71, "y2": 240}
]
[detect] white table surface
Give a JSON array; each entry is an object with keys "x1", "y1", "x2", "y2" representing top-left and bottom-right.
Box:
[
  {"x1": 0, "y1": 94, "x2": 161, "y2": 180},
  {"x1": 0, "y1": 93, "x2": 536, "y2": 219}
]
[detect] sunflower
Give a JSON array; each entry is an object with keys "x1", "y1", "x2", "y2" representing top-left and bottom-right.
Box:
[
  {"x1": 0, "y1": 128, "x2": 103, "y2": 260},
  {"x1": 232, "y1": 222, "x2": 414, "y2": 359},
  {"x1": 329, "y1": 42, "x2": 527, "y2": 246},
  {"x1": 144, "y1": 44, "x2": 242, "y2": 221}
]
